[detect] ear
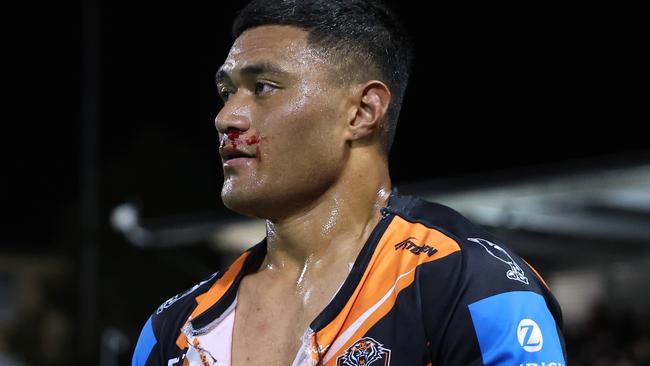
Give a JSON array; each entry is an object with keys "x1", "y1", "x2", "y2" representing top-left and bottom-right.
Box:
[{"x1": 345, "y1": 80, "x2": 391, "y2": 142}]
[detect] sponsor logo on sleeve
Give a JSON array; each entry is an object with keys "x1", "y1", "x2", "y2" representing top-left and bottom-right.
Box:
[
  {"x1": 468, "y1": 291, "x2": 565, "y2": 366},
  {"x1": 518, "y1": 319, "x2": 544, "y2": 352}
]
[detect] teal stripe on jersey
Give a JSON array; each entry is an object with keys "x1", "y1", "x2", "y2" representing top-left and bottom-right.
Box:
[{"x1": 132, "y1": 317, "x2": 157, "y2": 366}]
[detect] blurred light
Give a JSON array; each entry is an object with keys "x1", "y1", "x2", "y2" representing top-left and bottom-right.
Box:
[
  {"x1": 210, "y1": 220, "x2": 266, "y2": 252},
  {"x1": 110, "y1": 203, "x2": 139, "y2": 232},
  {"x1": 109, "y1": 203, "x2": 153, "y2": 247}
]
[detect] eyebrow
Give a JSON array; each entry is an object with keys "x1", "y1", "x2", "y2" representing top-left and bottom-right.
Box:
[{"x1": 215, "y1": 62, "x2": 291, "y2": 86}]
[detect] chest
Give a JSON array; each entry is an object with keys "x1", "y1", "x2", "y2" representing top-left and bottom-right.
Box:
[{"x1": 230, "y1": 278, "x2": 335, "y2": 366}]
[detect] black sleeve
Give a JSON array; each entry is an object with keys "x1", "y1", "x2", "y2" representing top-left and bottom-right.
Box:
[{"x1": 419, "y1": 237, "x2": 567, "y2": 366}]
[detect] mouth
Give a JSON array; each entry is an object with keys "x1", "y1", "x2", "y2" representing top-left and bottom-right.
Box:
[{"x1": 219, "y1": 147, "x2": 257, "y2": 163}]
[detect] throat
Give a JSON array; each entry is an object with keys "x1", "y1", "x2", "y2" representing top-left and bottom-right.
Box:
[{"x1": 264, "y1": 184, "x2": 390, "y2": 266}]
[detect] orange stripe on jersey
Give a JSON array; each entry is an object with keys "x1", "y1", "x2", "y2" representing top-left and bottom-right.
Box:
[
  {"x1": 522, "y1": 258, "x2": 550, "y2": 290},
  {"x1": 320, "y1": 216, "x2": 461, "y2": 363},
  {"x1": 175, "y1": 251, "x2": 251, "y2": 350},
  {"x1": 176, "y1": 335, "x2": 187, "y2": 353}
]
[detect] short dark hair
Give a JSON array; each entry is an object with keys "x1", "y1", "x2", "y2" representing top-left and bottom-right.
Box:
[{"x1": 232, "y1": 0, "x2": 413, "y2": 153}]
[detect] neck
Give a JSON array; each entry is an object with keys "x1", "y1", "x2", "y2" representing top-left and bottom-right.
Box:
[{"x1": 263, "y1": 153, "x2": 391, "y2": 276}]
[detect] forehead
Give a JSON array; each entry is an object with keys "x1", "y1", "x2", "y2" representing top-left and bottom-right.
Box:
[{"x1": 221, "y1": 25, "x2": 328, "y2": 75}]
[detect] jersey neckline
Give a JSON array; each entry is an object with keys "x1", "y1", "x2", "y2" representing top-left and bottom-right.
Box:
[{"x1": 188, "y1": 191, "x2": 402, "y2": 333}]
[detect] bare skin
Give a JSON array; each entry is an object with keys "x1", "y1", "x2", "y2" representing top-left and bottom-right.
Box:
[
  {"x1": 232, "y1": 185, "x2": 390, "y2": 365},
  {"x1": 215, "y1": 25, "x2": 392, "y2": 365}
]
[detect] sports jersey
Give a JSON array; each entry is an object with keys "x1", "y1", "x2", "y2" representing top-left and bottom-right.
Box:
[{"x1": 132, "y1": 193, "x2": 566, "y2": 365}]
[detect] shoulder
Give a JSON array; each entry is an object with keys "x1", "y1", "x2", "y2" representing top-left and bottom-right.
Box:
[
  {"x1": 132, "y1": 241, "x2": 267, "y2": 365},
  {"x1": 392, "y1": 195, "x2": 546, "y2": 296},
  {"x1": 151, "y1": 270, "x2": 223, "y2": 337},
  {"x1": 132, "y1": 271, "x2": 222, "y2": 365},
  {"x1": 390, "y1": 194, "x2": 563, "y2": 327},
  {"x1": 153, "y1": 271, "x2": 221, "y2": 319},
  {"x1": 390, "y1": 194, "x2": 496, "y2": 249},
  {"x1": 391, "y1": 195, "x2": 566, "y2": 363}
]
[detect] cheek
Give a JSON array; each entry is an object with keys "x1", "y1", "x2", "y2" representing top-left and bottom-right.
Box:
[
  {"x1": 260, "y1": 112, "x2": 339, "y2": 164},
  {"x1": 261, "y1": 129, "x2": 343, "y2": 187},
  {"x1": 253, "y1": 85, "x2": 346, "y2": 168},
  {"x1": 245, "y1": 135, "x2": 260, "y2": 145}
]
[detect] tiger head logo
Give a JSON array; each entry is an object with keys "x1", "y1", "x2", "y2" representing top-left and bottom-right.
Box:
[{"x1": 336, "y1": 337, "x2": 391, "y2": 366}]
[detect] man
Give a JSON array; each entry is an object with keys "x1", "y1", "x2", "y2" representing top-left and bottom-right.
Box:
[{"x1": 133, "y1": 0, "x2": 566, "y2": 365}]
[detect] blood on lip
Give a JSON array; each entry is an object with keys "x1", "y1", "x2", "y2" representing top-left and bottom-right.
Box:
[
  {"x1": 223, "y1": 130, "x2": 260, "y2": 150},
  {"x1": 227, "y1": 130, "x2": 241, "y2": 148},
  {"x1": 227, "y1": 130, "x2": 241, "y2": 140}
]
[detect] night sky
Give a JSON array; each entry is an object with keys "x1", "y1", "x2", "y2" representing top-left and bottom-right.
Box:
[{"x1": 4, "y1": 1, "x2": 647, "y2": 250}]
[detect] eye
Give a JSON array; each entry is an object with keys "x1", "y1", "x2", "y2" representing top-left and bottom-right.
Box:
[
  {"x1": 219, "y1": 88, "x2": 235, "y2": 102},
  {"x1": 254, "y1": 81, "x2": 277, "y2": 96}
]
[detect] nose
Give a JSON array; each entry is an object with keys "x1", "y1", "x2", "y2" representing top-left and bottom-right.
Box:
[{"x1": 215, "y1": 97, "x2": 252, "y2": 134}]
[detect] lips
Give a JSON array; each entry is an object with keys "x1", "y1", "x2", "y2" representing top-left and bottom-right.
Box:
[{"x1": 219, "y1": 145, "x2": 256, "y2": 162}]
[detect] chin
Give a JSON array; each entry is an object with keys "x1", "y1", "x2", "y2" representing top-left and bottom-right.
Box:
[
  {"x1": 221, "y1": 186, "x2": 262, "y2": 218},
  {"x1": 221, "y1": 184, "x2": 312, "y2": 221}
]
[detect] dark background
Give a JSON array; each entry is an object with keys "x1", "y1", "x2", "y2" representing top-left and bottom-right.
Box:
[{"x1": 1, "y1": 1, "x2": 647, "y2": 364}]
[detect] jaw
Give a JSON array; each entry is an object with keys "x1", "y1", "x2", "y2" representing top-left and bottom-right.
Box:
[
  {"x1": 221, "y1": 166, "x2": 340, "y2": 221},
  {"x1": 220, "y1": 132, "x2": 352, "y2": 221}
]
